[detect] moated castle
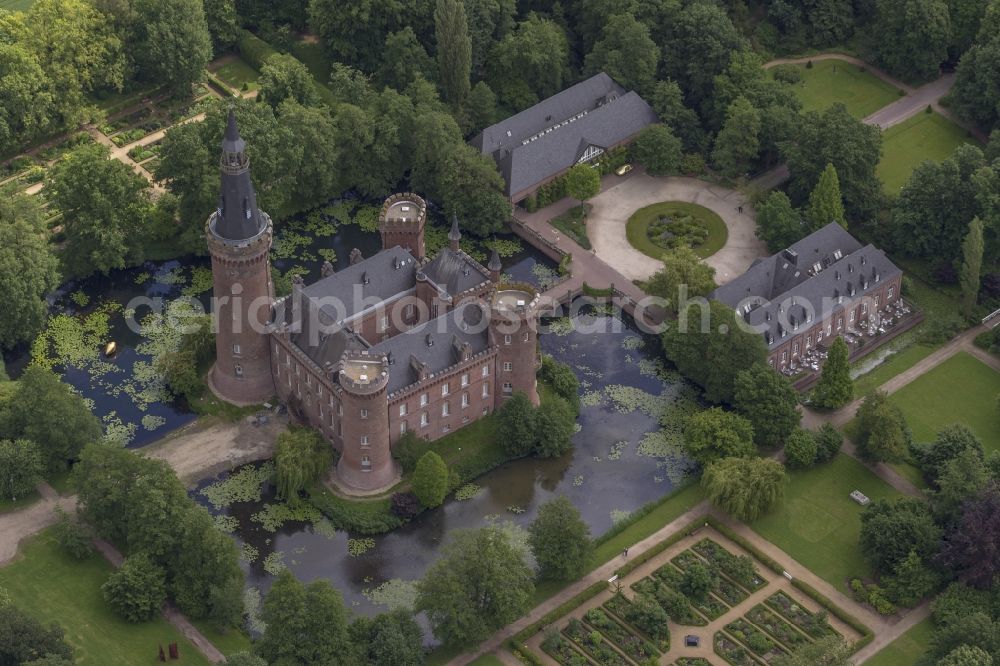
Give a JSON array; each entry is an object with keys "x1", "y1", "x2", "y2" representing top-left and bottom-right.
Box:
[{"x1": 207, "y1": 112, "x2": 539, "y2": 493}]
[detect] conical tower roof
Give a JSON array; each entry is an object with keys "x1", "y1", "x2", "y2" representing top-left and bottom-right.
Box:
[
  {"x1": 488, "y1": 247, "x2": 502, "y2": 271},
  {"x1": 214, "y1": 110, "x2": 265, "y2": 241},
  {"x1": 448, "y1": 214, "x2": 462, "y2": 242}
]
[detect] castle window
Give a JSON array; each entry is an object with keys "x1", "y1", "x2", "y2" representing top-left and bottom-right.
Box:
[
  {"x1": 338, "y1": 403, "x2": 343, "y2": 416},
  {"x1": 405, "y1": 304, "x2": 415, "y2": 319},
  {"x1": 337, "y1": 422, "x2": 342, "y2": 436},
  {"x1": 233, "y1": 343, "x2": 241, "y2": 355},
  {"x1": 399, "y1": 404, "x2": 407, "y2": 417},
  {"x1": 441, "y1": 383, "x2": 449, "y2": 397},
  {"x1": 420, "y1": 412, "x2": 429, "y2": 427},
  {"x1": 503, "y1": 362, "x2": 512, "y2": 372},
  {"x1": 504, "y1": 334, "x2": 511, "y2": 345},
  {"x1": 420, "y1": 393, "x2": 428, "y2": 406},
  {"x1": 502, "y1": 382, "x2": 513, "y2": 394},
  {"x1": 360, "y1": 408, "x2": 368, "y2": 419},
  {"x1": 875, "y1": 294, "x2": 880, "y2": 306},
  {"x1": 400, "y1": 422, "x2": 407, "y2": 434},
  {"x1": 888, "y1": 286, "x2": 895, "y2": 299},
  {"x1": 461, "y1": 373, "x2": 469, "y2": 387},
  {"x1": 781, "y1": 351, "x2": 788, "y2": 363},
  {"x1": 837, "y1": 317, "x2": 843, "y2": 331},
  {"x1": 443, "y1": 424, "x2": 451, "y2": 433},
  {"x1": 793, "y1": 342, "x2": 799, "y2": 354},
  {"x1": 442, "y1": 402, "x2": 450, "y2": 417},
  {"x1": 482, "y1": 384, "x2": 489, "y2": 397},
  {"x1": 768, "y1": 358, "x2": 774, "y2": 367},
  {"x1": 482, "y1": 366, "x2": 489, "y2": 377},
  {"x1": 379, "y1": 316, "x2": 388, "y2": 332},
  {"x1": 522, "y1": 332, "x2": 529, "y2": 342},
  {"x1": 849, "y1": 311, "x2": 855, "y2": 323},
  {"x1": 360, "y1": 435, "x2": 369, "y2": 447},
  {"x1": 361, "y1": 455, "x2": 371, "y2": 469},
  {"x1": 462, "y1": 393, "x2": 470, "y2": 408},
  {"x1": 234, "y1": 363, "x2": 243, "y2": 377}
]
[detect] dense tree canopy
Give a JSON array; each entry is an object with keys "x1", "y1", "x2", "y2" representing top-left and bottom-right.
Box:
[
  {"x1": 259, "y1": 569, "x2": 353, "y2": 665},
  {"x1": 0, "y1": 190, "x2": 59, "y2": 348},
  {"x1": 0, "y1": 601, "x2": 74, "y2": 666},
  {"x1": 755, "y1": 191, "x2": 804, "y2": 253},
  {"x1": 859, "y1": 498, "x2": 942, "y2": 574},
  {"x1": 0, "y1": 366, "x2": 102, "y2": 472},
  {"x1": 643, "y1": 246, "x2": 717, "y2": 313},
  {"x1": 683, "y1": 407, "x2": 756, "y2": 464},
  {"x1": 632, "y1": 124, "x2": 683, "y2": 176},
  {"x1": 0, "y1": 439, "x2": 43, "y2": 500},
  {"x1": 812, "y1": 337, "x2": 853, "y2": 409},
  {"x1": 702, "y1": 456, "x2": 786, "y2": 521},
  {"x1": 132, "y1": 0, "x2": 211, "y2": 93},
  {"x1": 101, "y1": 553, "x2": 167, "y2": 623},
  {"x1": 584, "y1": 12, "x2": 658, "y2": 94},
  {"x1": 528, "y1": 495, "x2": 592, "y2": 580},
  {"x1": 412, "y1": 451, "x2": 449, "y2": 508},
  {"x1": 868, "y1": 0, "x2": 951, "y2": 82},
  {"x1": 938, "y1": 481, "x2": 1000, "y2": 589},
  {"x1": 417, "y1": 525, "x2": 533, "y2": 646},
  {"x1": 733, "y1": 364, "x2": 800, "y2": 450},
  {"x1": 855, "y1": 390, "x2": 911, "y2": 462},
  {"x1": 663, "y1": 300, "x2": 768, "y2": 404}
]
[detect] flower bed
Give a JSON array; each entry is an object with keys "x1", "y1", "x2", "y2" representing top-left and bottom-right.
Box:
[
  {"x1": 714, "y1": 575, "x2": 750, "y2": 606},
  {"x1": 652, "y1": 562, "x2": 685, "y2": 588},
  {"x1": 111, "y1": 128, "x2": 147, "y2": 147},
  {"x1": 714, "y1": 631, "x2": 759, "y2": 666},
  {"x1": 745, "y1": 605, "x2": 812, "y2": 650},
  {"x1": 692, "y1": 593, "x2": 728, "y2": 621},
  {"x1": 603, "y1": 593, "x2": 670, "y2": 652},
  {"x1": 692, "y1": 538, "x2": 767, "y2": 591},
  {"x1": 562, "y1": 618, "x2": 628, "y2": 666},
  {"x1": 670, "y1": 549, "x2": 703, "y2": 571},
  {"x1": 724, "y1": 618, "x2": 777, "y2": 656},
  {"x1": 632, "y1": 578, "x2": 707, "y2": 626},
  {"x1": 677, "y1": 659, "x2": 712, "y2": 666},
  {"x1": 765, "y1": 592, "x2": 839, "y2": 639},
  {"x1": 583, "y1": 608, "x2": 659, "y2": 663},
  {"x1": 127, "y1": 142, "x2": 161, "y2": 163},
  {"x1": 541, "y1": 630, "x2": 592, "y2": 666}
]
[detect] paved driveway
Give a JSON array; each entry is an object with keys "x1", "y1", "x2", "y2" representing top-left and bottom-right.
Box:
[{"x1": 587, "y1": 172, "x2": 767, "y2": 285}]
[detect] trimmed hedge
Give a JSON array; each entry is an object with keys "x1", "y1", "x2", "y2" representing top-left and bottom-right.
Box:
[
  {"x1": 789, "y1": 578, "x2": 874, "y2": 650},
  {"x1": 703, "y1": 516, "x2": 784, "y2": 575},
  {"x1": 237, "y1": 30, "x2": 280, "y2": 70},
  {"x1": 614, "y1": 518, "x2": 701, "y2": 578},
  {"x1": 508, "y1": 580, "x2": 607, "y2": 664}
]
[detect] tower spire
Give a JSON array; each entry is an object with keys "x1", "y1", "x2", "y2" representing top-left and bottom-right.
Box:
[
  {"x1": 214, "y1": 110, "x2": 264, "y2": 241},
  {"x1": 448, "y1": 213, "x2": 462, "y2": 251},
  {"x1": 488, "y1": 245, "x2": 502, "y2": 283}
]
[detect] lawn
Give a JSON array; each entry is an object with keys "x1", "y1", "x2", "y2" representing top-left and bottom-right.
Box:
[
  {"x1": 467, "y1": 656, "x2": 506, "y2": 666},
  {"x1": 878, "y1": 112, "x2": 974, "y2": 192},
  {"x1": 209, "y1": 57, "x2": 260, "y2": 91},
  {"x1": 865, "y1": 617, "x2": 934, "y2": 666},
  {"x1": 0, "y1": 0, "x2": 35, "y2": 11},
  {"x1": 751, "y1": 453, "x2": 901, "y2": 591},
  {"x1": 625, "y1": 201, "x2": 728, "y2": 260},
  {"x1": 549, "y1": 204, "x2": 592, "y2": 250},
  {"x1": 852, "y1": 342, "x2": 935, "y2": 397},
  {"x1": 889, "y1": 351, "x2": 1000, "y2": 449},
  {"x1": 777, "y1": 59, "x2": 901, "y2": 118},
  {"x1": 0, "y1": 530, "x2": 210, "y2": 666},
  {"x1": 190, "y1": 619, "x2": 252, "y2": 657}
]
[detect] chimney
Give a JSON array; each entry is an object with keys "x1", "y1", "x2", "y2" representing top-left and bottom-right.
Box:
[
  {"x1": 349, "y1": 248, "x2": 363, "y2": 265},
  {"x1": 320, "y1": 260, "x2": 334, "y2": 278}
]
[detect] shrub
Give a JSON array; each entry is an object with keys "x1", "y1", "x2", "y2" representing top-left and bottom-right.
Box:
[
  {"x1": 813, "y1": 423, "x2": 843, "y2": 463},
  {"x1": 849, "y1": 578, "x2": 867, "y2": 603},
  {"x1": 771, "y1": 64, "x2": 802, "y2": 84},
  {"x1": 680, "y1": 153, "x2": 706, "y2": 175},
  {"x1": 393, "y1": 431, "x2": 427, "y2": 474},
  {"x1": 52, "y1": 507, "x2": 93, "y2": 560},
  {"x1": 0, "y1": 439, "x2": 43, "y2": 500},
  {"x1": 237, "y1": 29, "x2": 279, "y2": 70},
  {"x1": 274, "y1": 427, "x2": 331, "y2": 504},
  {"x1": 918, "y1": 313, "x2": 965, "y2": 344},
  {"x1": 496, "y1": 392, "x2": 536, "y2": 457},
  {"x1": 538, "y1": 356, "x2": 580, "y2": 413},
  {"x1": 533, "y1": 396, "x2": 576, "y2": 458},
  {"x1": 390, "y1": 492, "x2": 421, "y2": 519},
  {"x1": 784, "y1": 428, "x2": 818, "y2": 469},
  {"x1": 101, "y1": 554, "x2": 167, "y2": 623},
  {"x1": 412, "y1": 452, "x2": 449, "y2": 508}
]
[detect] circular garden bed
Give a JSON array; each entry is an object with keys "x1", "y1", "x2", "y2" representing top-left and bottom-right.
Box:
[{"x1": 625, "y1": 202, "x2": 728, "y2": 260}]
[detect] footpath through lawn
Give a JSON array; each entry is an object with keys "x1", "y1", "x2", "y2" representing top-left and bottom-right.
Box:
[
  {"x1": 779, "y1": 58, "x2": 901, "y2": 118},
  {"x1": 865, "y1": 616, "x2": 934, "y2": 666}
]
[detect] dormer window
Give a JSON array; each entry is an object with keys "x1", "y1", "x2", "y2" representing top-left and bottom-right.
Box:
[{"x1": 834, "y1": 249, "x2": 843, "y2": 260}]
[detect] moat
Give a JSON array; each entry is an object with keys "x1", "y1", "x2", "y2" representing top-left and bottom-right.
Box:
[{"x1": 7, "y1": 203, "x2": 702, "y2": 637}]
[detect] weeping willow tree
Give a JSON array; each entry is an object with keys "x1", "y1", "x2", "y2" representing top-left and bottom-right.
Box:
[
  {"x1": 274, "y1": 427, "x2": 332, "y2": 504},
  {"x1": 702, "y1": 456, "x2": 786, "y2": 522}
]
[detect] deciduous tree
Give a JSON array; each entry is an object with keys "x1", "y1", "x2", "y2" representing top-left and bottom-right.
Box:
[
  {"x1": 855, "y1": 390, "x2": 910, "y2": 462},
  {"x1": 712, "y1": 96, "x2": 761, "y2": 178},
  {"x1": 583, "y1": 12, "x2": 658, "y2": 94},
  {"x1": 274, "y1": 427, "x2": 331, "y2": 504},
  {"x1": 0, "y1": 602, "x2": 74, "y2": 665},
  {"x1": 0, "y1": 439, "x2": 43, "y2": 500},
  {"x1": 488, "y1": 14, "x2": 568, "y2": 105},
  {"x1": 562, "y1": 164, "x2": 600, "y2": 212},
  {"x1": 910, "y1": 423, "x2": 984, "y2": 484},
  {"x1": 349, "y1": 610, "x2": 424, "y2": 666},
  {"x1": 869, "y1": 0, "x2": 951, "y2": 82},
  {"x1": 378, "y1": 27, "x2": 433, "y2": 91},
  {"x1": 412, "y1": 451, "x2": 449, "y2": 508},
  {"x1": 661, "y1": 2, "x2": 746, "y2": 110},
  {"x1": 528, "y1": 496, "x2": 592, "y2": 580},
  {"x1": 132, "y1": 0, "x2": 212, "y2": 93},
  {"x1": 771, "y1": 636, "x2": 852, "y2": 666},
  {"x1": 496, "y1": 392, "x2": 536, "y2": 457},
  {"x1": 101, "y1": 553, "x2": 167, "y2": 623},
  {"x1": 733, "y1": 364, "x2": 800, "y2": 449},
  {"x1": 417, "y1": 525, "x2": 534, "y2": 646},
  {"x1": 702, "y1": 456, "x2": 786, "y2": 521},
  {"x1": 755, "y1": 191, "x2": 804, "y2": 253},
  {"x1": 632, "y1": 124, "x2": 683, "y2": 176},
  {"x1": 0, "y1": 189, "x2": 59, "y2": 349},
  {"x1": 859, "y1": 498, "x2": 942, "y2": 574},
  {"x1": 643, "y1": 246, "x2": 717, "y2": 313},
  {"x1": 259, "y1": 570, "x2": 353, "y2": 665},
  {"x1": 647, "y1": 79, "x2": 706, "y2": 152},
  {"x1": 938, "y1": 481, "x2": 1000, "y2": 589},
  {"x1": 436, "y1": 144, "x2": 509, "y2": 237},
  {"x1": 258, "y1": 54, "x2": 320, "y2": 108},
  {"x1": 683, "y1": 408, "x2": 756, "y2": 464},
  {"x1": 783, "y1": 429, "x2": 818, "y2": 469},
  {"x1": 533, "y1": 397, "x2": 576, "y2": 458},
  {"x1": 812, "y1": 337, "x2": 852, "y2": 409}
]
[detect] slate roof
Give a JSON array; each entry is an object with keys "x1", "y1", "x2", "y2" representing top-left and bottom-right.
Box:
[
  {"x1": 419, "y1": 248, "x2": 491, "y2": 298},
  {"x1": 301, "y1": 247, "x2": 418, "y2": 323},
  {"x1": 214, "y1": 111, "x2": 267, "y2": 241},
  {"x1": 711, "y1": 223, "x2": 902, "y2": 350},
  {"x1": 470, "y1": 73, "x2": 658, "y2": 197},
  {"x1": 370, "y1": 303, "x2": 491, "y2": 394}
]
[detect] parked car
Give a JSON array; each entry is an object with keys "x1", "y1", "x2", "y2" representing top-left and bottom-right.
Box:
[{"x1": 615, "y1": 164, "x2": 633, "y2": 176}]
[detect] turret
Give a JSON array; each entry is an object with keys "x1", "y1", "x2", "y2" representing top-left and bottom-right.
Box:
[
  {"x1": 448, "y1": 214, "x2": 461, "y2": 252},
  {"x1": 490, "y1": 284, "x2": 540, "y2": 406},
  {"x1": 488, "y1": 247, "x2": 502, "y2": 283},
  {"x1": 336, "y1": 351, "x2": 398, "y2": 491},
  {"x1": 207, "y1": 110, "x2": 276, "y2": 404},
  {"x1": 378, "y1": 193, "x2": 426, "y2": 260}
]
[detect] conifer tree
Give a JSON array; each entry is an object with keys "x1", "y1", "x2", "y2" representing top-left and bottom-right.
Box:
[
  {"x1": 806, "y1": 163, "x2": 846, "y2": 231},
  {"x1": 434, "y1": 0, "x2": 471, "y2": 107},
  {"x1": 960, "y1": 216, "x2": 984, "y2": 318},
  {"x1": 812, "y1": 336, "x2": 852, "y2": 409}
]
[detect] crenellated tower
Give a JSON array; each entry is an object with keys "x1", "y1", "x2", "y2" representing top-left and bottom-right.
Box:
[
  {"x1": 378, "y1": 193, "x2": 426, "y2": 259},
  {"x1": 206, "y1": 110, "x2": 276, "y2": 404},
  {"x1": 490, "y1": 284, "x2": 540, "y2": 406},
  {"x1": 336, "y1": 351, "x2": 398, "y2": 490}
]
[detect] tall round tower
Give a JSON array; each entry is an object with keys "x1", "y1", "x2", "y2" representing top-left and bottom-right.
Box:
[
  {"x1": 206, "y1": 111, "x2": 276, "y2": 405},
  {"x1": 378, "y1": 192, "x2": 426, "y2": 259},
  {"x1": 336, "y1": 351, "x2": 397, "y2": 492},
  {"x1": 491, "y1": 284, "x2": 540, "y2": 406}
]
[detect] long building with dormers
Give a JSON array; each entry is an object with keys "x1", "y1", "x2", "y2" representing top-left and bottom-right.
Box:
[
  {"x1": 711, "y1": 223, "x2": 903, "y2": 371},
  {"x1": 206, "y1": 112, "x2": 540, "y2": 493}
]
